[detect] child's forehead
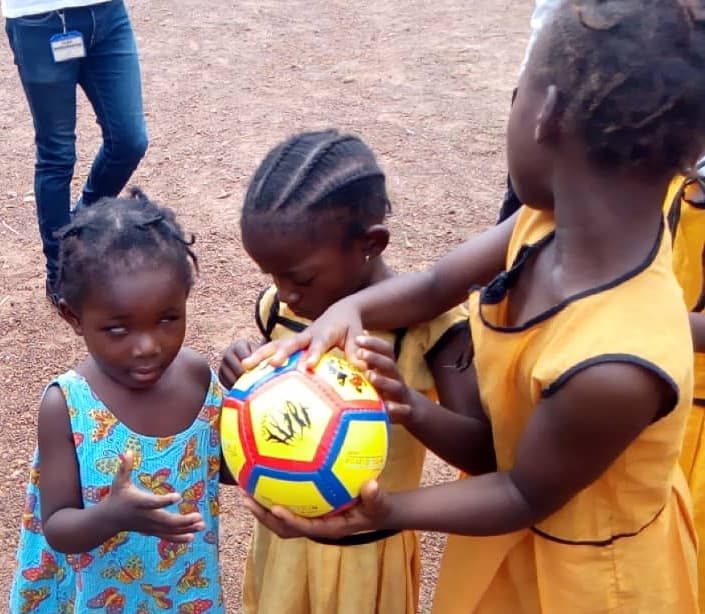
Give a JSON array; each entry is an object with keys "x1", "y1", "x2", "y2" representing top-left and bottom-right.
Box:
[
  {"x1": 251, "y1": 233, "x2": 347, "y2": 277},
  {"x1": 245, "y1": 208, "x2": 351, "y2": 245},
  {"x1": 83, "y1": 264, "x2": 187, "y2": 308}
]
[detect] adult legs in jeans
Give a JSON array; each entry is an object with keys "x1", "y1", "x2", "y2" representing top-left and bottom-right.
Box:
[
  {"x1": 4, "y1": 0, "x2": 147, "y2": 295},
  {"x1": 79, "y1": 0, "x2": 148, "y2": 209}
]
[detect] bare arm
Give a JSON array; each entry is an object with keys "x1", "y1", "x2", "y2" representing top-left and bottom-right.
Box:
[
  {"x1": 351, "y1": 333, "x2": 496, "y2": 474},
  {"x1": 39, "y1": 385, "x2": 110, "y2": 552},
  {"x1": 247, "y1": 361, "x2": 671, "y2": 538},
  {"x1": 244, "y1": 213, "x2": 517, "y2": 369},
  {"x1": 39, "y1": 386, "x2": 205, "y2": 553},
  {"x1": 409, "y1": 329, "x2": 496, "y2": 474},
  {"x1": 385, "y1": 362, "x2": 671, "y2": 534},
  {"x1": 353, "y1": 216, "x2": 515, "y2": 330}
]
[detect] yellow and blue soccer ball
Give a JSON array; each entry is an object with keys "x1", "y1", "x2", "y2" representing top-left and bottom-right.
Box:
[{"x1": 221, "y1": 350, "x2": 389, "y2": 517}]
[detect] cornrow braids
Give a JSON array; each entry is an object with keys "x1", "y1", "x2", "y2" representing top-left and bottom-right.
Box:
[
  {"x1": 56, "y1": 189, "x2": 198, "y2": 309},
  {"x1": 242, "y1": 130, "x2": 391, "y2": 240},
  {"x1": 530, "y1": 0, "x2": 705, "y2": 174},
  {"x1": 276, "y1": 134, "x2": 361, "y2": 210},
  {"x1": 247, "y1": 139, "x2": 298, "y2": 208}
]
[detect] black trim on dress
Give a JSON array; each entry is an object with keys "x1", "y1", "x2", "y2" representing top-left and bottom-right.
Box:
[
  {"x1": 479, "y1": 218, "x2": 664, "y2": 333},
  {"x1": 541, "y1": 353, "x2": 679, "y2": 421},
  {"x1": 310, "y1": 529, "x2": 401, "y2": 547},
  {"x1": 531, "y1": 505, "x2": 664, "y2": 547}
]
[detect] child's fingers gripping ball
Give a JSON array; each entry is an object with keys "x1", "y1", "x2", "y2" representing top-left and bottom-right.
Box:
[{"x1": 221, "y1": 350, "x2": 390, "y2": 518}]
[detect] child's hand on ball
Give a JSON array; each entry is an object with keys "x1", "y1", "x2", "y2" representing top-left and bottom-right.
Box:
[
  {"x1": 242, "y1": 480, "x2": 393, "y2": 540},
  {"x1": 219, "y1": 339, "x2": 261, "y2": 389},
  {"x1": 354, "y1": 335, "x2": 414, "y2": 426},
  {"x1": 243, "y1": 300, "x2": 367, "y2": 371}
]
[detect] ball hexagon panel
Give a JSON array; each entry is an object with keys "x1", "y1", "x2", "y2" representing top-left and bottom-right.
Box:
[
  {"x1": 249, "y1": 375, "x2": 337, "y2": 464},
  {"x1": 330, "y1": 416, "x2": 389, "y2": 495},
  {"x1": 313, "y1": 354, "x2": 381, "y2": 403},
  {"x1": 250, "y1": 474, "x2": 335, "y2": 518}
]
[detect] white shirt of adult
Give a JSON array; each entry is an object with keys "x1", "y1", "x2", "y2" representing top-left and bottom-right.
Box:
[
  {"x1": 2, "y1": 0, "x2": 109, "y2": 19},
  {"x1": 519, "y1": 0, "x2": 563, "y2": 74}
]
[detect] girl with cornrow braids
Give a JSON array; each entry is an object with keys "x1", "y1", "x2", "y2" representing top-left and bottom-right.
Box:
[
  {"x1": 244, "y1": 1, "x2": 705, "y2": 611},
  {"x1": 10, "y1": 191, "x2": 226, "y2": 613},
  {"x1": 220, "y1": 130, "x2": 477, "y2": 614}
]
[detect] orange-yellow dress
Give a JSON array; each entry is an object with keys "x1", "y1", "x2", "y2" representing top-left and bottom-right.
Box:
[
  {"x1": 433, "y1": 206, "x2": 698, "y2": 613},
  {"x1": 667, "y1": 173, "x2": 705, "y2": 612},
  {"x1": 243, "y1": 285, "x2": 468, "y2": 614}
]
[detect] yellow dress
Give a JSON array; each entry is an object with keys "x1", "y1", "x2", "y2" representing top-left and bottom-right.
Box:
[
  {"x1": 433, "y1": 207, "x2": 697, "y2": 613},
  {"x1": 243, "y1": 285, "x2": 468, "y2": 614},
  {"x1": 667, "y1": 173, "x2": 705, "y2": 612}
]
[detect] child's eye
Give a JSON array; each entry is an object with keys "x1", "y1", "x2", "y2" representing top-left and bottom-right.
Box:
[
  {"x1": 104, "y1": 326, "x2": 128, "y2": 336},
  {"x1": 159, "y1": 315, "x2": 180, "y2": 324},
  {"x1": 294, "y1": 277, "x2": 315, "y2": 288}
]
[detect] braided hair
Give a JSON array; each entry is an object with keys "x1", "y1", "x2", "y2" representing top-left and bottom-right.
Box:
[
  {"x1": 529, "y1": 0, "x2": 705, "y2": 174},
  {"x1": 56, "y1": 189, "x2": 198, "y2": 309},
  {"x1": 241, "y1": 130, "x2": 391, "y2": 241}
]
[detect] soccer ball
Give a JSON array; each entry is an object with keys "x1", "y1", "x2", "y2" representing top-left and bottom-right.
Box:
[{"x1": 221, "y1": 350, "x2": 390, "y2": 517}]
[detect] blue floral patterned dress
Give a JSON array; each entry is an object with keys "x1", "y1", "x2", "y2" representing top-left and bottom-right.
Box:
[{"x1": 9, "y1": 369, "x2": 224, "y2": 614}]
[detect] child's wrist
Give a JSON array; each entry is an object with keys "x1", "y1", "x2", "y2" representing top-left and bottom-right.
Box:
[
  {"x1": 405, "y1": 389, "x2": 429, "y2": 429},
  {"x1": 379, "y1": 491, "x2": 404, "y2": 531},
  {"x1": 96, "y1": 496, "x2": 127, "y2": 536}
]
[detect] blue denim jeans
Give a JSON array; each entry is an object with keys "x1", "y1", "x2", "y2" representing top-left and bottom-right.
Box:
[{"x1": 5, "y1": 0, "x2": 148, "y2": 282}]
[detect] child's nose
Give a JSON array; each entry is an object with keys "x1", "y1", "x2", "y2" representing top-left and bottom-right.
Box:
[
  {"x1": 132, "y1": 333, "x2": 160, "y2": 357},
  {"x1": 282, "y1": 289, "x2": 301, "y2": 305},
  {"x1": 274, "y1": 278, "x2": 301, "y2": 306}
]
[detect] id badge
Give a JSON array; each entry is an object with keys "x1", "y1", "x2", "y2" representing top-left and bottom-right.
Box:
[{"x1": 50, "y1": 32, "x2": 86, "y2": 62}]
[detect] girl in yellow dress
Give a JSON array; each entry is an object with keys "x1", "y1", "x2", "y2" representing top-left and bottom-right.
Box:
[
  {"x1": 219, "y1": 130, "x2": 479, "y2": 614},
  {"x1": 243, "y1": 1, "x2": 705, "y2": 611},
  {"x1": 665, "y1": 167, "x2": 705, "y2": 610}
]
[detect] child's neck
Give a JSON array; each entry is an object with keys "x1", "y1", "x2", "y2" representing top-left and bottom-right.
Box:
[
  {"x1": 549, "y1": 166, "x2": 670, "y2": 295},
  {"x1": 367, "y1": 258, "x2": 394, "y2": 288},
  {"x1": 75, "y1": 351, "x2": 209, "y2": 438}
]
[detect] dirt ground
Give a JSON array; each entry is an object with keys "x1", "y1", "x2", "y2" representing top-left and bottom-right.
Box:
[{"x1": 0, "y1": 0, "x2": 530, "y2": 610}]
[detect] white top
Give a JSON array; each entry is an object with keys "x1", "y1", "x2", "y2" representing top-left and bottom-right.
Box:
[
  {"x1": 2, "y1": 0, "x2": 109, "y2": 18},
  {"x1": 519, "y1": 0, "x2": 563, "y2": 74}
]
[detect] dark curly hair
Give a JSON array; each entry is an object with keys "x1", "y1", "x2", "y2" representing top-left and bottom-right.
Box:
[
  {"x1": 55, "y1": 189, "x2": 198, "y2": 309},
  {"x1": 530, "y1": 0, "x2": 705, "y2": 174}
]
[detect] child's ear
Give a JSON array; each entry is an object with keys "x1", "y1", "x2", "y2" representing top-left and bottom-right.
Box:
[
  {"x1": 58, "y1": 299, "x2": 84, "y2": 336},
  {"x1": 362, "y1": 225, "x2": 390, "y2": 259}
]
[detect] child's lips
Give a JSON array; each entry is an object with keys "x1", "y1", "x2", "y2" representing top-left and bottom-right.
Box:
[{"x1": 131, "y1": 365, "x2": 161, "y2": 382}]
